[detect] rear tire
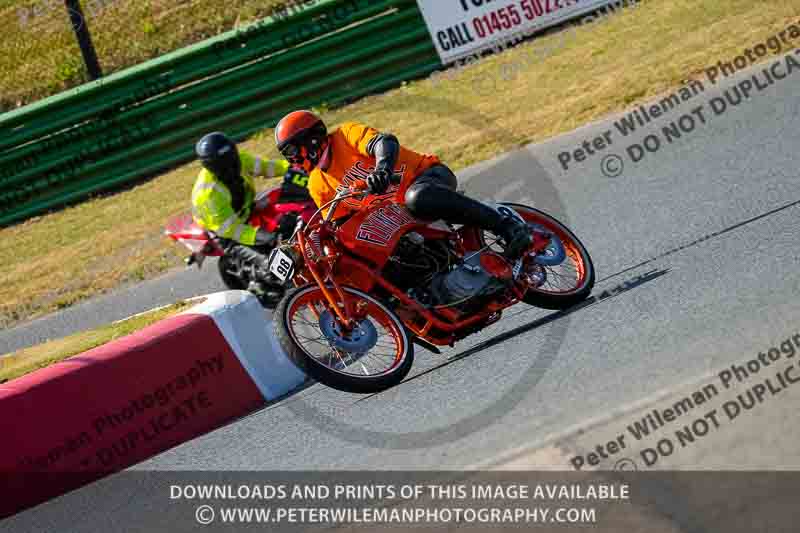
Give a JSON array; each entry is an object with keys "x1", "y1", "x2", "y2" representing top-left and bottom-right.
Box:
[
  {"x1": 218, "y1": 254, "x2": 286, "y2": 308},
  {"x1": 217, "y1": 255, "x2": 248, "y2": 291},
  {"x1": 274, "y1": 285, "x2": 415, "y2": 394}
]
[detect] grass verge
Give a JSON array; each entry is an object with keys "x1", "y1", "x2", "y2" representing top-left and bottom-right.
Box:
[
  {"x1": 1, "y1": 0, "x2": 290, "y2": 111},
  {"x1": 0, "y1": 299, "x2": 194, "y2": 383},
  {"x1": 0, "y1": 0, "x2": 798, "y2": 329}
]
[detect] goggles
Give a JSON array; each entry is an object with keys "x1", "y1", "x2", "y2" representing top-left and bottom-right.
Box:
[{"x1": 280, "y1": 142, "x2": 301, "y2": 161}]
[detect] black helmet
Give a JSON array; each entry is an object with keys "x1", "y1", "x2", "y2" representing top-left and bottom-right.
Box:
[{"x1": 195, "y1": 132, "x2": 241, "y2": 188}]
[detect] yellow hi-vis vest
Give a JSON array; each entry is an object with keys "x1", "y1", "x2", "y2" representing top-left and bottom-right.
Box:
[{"x1": 191, "y1": 151, "x2": 289, "y2": 245}]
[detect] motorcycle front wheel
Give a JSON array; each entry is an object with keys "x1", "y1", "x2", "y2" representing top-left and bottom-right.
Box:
[
  {"x1": 274, "y1": 285, "x2": 414, "y2": 394},
  {"x1": 485, "y1": 203, "x2": 595, "y2": 310}
]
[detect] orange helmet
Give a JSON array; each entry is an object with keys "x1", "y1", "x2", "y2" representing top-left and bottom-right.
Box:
[{"x1": 275, "y1": 110, "x2": 329, "y2": 172}]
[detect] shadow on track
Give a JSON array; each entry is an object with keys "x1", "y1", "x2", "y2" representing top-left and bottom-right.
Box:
[
  {"x1": 355, "y1": 268, "x2": 670, "y2": 402},
  {"x1": 599, "y1": 197, "x2": 800, "y2": 284}
]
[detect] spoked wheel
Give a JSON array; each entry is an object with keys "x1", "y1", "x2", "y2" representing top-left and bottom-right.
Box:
[
  {"x1": 484, "y1": 203, "x2": 595, "y2": 310},
  {"x1": 274, "y1": 285, "x2": 414, "y2": 393}
]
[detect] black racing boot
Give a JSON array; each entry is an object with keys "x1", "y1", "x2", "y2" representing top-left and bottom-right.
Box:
[
  {"x1": 405, "y1": 183, "x2": 533, "y2": 260},
  {"x1": 495, "y1": 217, "x2": 534, "y2": 259}
]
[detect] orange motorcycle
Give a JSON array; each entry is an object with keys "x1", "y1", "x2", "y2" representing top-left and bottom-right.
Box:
[{"x1": 268, "y1": 179, "x2": 594, "y2": 393}]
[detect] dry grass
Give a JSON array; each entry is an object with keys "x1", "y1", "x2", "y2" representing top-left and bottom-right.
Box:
[
  {"x1": 0, "y1": 0, "x2": 798, "y2": 329},
  {"x1": 1, "y1": 0, "x2": 292, "y2": 111},
  {"x1": 0, "y1": 300, "x2": 192, "y2": 382}
]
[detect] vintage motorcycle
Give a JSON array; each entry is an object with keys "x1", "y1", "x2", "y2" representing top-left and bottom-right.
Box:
[
  {"x1": 267, "y1": 178, "x2": 595, "y2": 393},
  {"x1": 165, "y1": 185, "x2": 317, "y2": 306}
]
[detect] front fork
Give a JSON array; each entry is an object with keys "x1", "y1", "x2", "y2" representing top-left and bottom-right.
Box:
[
  {"x1": 512, "y1": 229, "x2": 554, "y2": 296},
  {"x1": 296, "y1": 230, "x2": 358, "y2": 330}
]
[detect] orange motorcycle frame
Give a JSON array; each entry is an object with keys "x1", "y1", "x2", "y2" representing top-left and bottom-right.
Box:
[{"x1": 293, "y1": 212, "x2": 528, "y2": 346}]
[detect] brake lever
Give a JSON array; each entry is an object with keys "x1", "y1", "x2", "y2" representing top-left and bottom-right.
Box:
[{"x1": 287, "y1": 218, "x2": 305, "y2": 244}]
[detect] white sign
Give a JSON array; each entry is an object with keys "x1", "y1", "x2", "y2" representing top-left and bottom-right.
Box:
[{"x1": 417, "y1": 0, "x2": 624, "y2": 64}]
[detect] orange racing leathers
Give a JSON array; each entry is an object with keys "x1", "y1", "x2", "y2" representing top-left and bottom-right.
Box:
[{"x1": 307, "y1": 122, "x2": 440, "y2": 219}]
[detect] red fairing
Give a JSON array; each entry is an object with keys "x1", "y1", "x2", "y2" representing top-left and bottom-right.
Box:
[
  {"x1": 164, "y1": 213, "x2": 221, "y2": 255},
  {"x1": 249, "y1": 187, "x2": 317, "y2": 233},
  {"x1": 166, "y1": 187, "x2": 316, "y2": 255}
]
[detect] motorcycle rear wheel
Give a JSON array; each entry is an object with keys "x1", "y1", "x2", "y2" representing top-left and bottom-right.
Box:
[
  {"x1": 274, "y1": 285, "x2": 415, "y2": 394},
  {"x1": 218, "y1": 255, "x2": 285, "y2": 307},
  {"x1": 217, "y1": 255, "x2": 248, "y2": 291}
]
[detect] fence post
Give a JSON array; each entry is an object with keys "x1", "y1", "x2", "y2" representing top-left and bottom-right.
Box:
[{"x1": 64, "y1": 0, "x2": 103, "y2": 80}]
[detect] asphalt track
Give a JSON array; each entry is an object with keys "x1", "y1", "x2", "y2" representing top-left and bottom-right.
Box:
[
  {"x1": 4, "y1": 54, "x2": 800, "y2": 529},
  {"x1": 0, "y1": 249, "x2": 227, "y2": 355}
]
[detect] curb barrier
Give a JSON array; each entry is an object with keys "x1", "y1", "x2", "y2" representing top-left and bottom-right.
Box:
[
  {"x1": 187, "y1": 291, "x2": 307, "y2": 400},
  {"x1": 0, "y1": 291, "x2": 306, "y2": 518}
]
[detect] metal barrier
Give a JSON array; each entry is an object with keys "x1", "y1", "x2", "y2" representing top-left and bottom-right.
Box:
[{"x1": 0, "y1": 0, "x2": 440, "y2": 227}]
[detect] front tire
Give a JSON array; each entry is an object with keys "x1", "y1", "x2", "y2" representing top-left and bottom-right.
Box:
[
  {"x1": 496, "y1": 203, "x2": 595, "y2": 310},
  {"x1": 274, "y1": 285, "x2": 415, "y2": 394}
]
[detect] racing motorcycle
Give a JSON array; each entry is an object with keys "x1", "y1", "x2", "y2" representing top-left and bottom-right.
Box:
[
  {"x1": 165, "y1": 185, "x2": 317, "y2": 306},
  {"x1": 267, "y1": 178, "x2": 595, "y2": 393}
]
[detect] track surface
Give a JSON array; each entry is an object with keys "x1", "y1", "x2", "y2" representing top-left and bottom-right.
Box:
[
  {"x1": 5, "y1": 56, "x2": 800, "y2": 528},
  {"x1": 0, "y1": 252, "x2": 227, "y2": 355}
]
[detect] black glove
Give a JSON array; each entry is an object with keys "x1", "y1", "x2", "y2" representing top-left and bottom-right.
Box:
[
  {"x1": 254, "y1": 228, "x2": 277, "y2": 248},
  {"x1": 277, "y1": 213, "x2": 299, "y2": 239},
  {"x1": 366, "y1": 168, "x2": 392, "y2": 195}
]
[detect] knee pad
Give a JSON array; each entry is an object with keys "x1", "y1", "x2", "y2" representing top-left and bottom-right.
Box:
[
  {"x1": 404, "y1": 182, "x2": 427, "y2": 215},
  {"x1": 404, "y1": 182, "x2": 457, "y2": 219},
  {"x1": 418, "y1": 164, "x2": 458, "y2": 191}
]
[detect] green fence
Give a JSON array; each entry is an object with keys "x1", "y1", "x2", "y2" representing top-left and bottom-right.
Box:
[{"x1": 0, "y1": 0, "x2": 441, "y2": 227}]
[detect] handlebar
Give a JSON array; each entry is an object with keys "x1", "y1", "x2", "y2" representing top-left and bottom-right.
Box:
[
  {"x1": 289, "y1": 175, "x2": 401, "y2": 242},
  {"x1": 348, "y1": 173, "x2": 400, "y2": 193}
]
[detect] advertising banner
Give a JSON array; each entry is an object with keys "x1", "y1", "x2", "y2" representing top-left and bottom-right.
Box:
[{"x1": 417, "y1": 0, "x2": 624, "y2": 63}]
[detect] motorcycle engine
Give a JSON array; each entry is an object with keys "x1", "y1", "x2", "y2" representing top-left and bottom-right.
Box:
[
  {"x1": 382, "y1": 233, "x2": 513, "y2": 313},
  {"x1": 429, "y1": 252, "x2": 512, "y2": 311},
  {"x1": 383, "y1": 232, "x2": 451, "y2": 295}
]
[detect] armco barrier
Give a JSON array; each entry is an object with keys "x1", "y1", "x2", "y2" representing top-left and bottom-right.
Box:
[
  {"x1": 0, "y1": 0, "x2": 441, "y2": 227},
  {"x1": 0, "y1": 291, "x2": 306, "y2": 519}
]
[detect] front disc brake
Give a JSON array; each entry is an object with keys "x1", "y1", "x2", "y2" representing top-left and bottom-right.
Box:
[
  {"x1": 319, "y1": 311, "x2": 379, "y2": 353},
  {"x1": 529, "y1": 224, "x2": 566, "y2": 266}
]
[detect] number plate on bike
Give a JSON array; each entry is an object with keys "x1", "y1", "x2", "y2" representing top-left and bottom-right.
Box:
[{"x1": 267, "y1": 248, "x2": 295, "y2": 283}]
